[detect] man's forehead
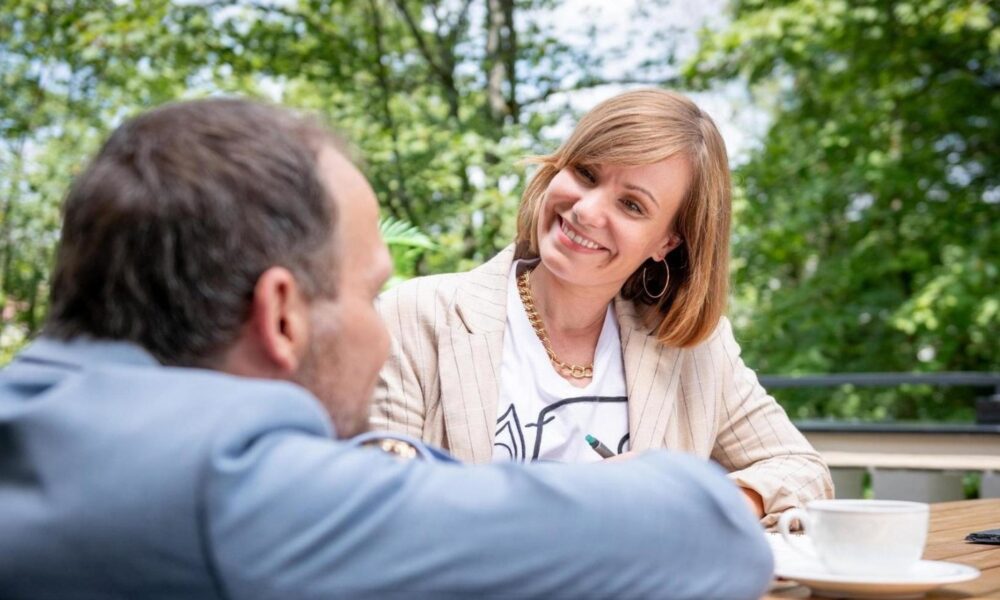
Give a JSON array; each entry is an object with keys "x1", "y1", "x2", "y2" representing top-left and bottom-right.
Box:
[
  {"x1": 318, "y1": 146, "x2": 357, "y2": 193},
  {"x1": 316, "y1": 146, "x2": 383, "y2": 276},
  {"x1": 318, "y1": 147, "x2": 377, "y2": 216}
]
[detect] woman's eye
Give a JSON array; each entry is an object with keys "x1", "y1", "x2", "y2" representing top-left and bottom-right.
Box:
[
  {"x1": 622, "y1": 198, "x2": 643, "y2": 214},
  {"x1": 573, "y1": 165, "x2": 596, "y2": 184}
]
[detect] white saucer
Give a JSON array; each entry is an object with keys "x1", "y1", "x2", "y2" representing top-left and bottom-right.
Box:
[{"x1": 767, "y1": 534, "x2": 980, "y2": 599}]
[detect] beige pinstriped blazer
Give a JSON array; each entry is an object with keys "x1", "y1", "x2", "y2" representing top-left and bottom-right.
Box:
[{"x1": 372, "y1": 246, "x2": 833, "y2": 526}]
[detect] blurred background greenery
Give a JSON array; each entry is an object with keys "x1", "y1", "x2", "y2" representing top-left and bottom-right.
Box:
[{"x1": 1, "y1": 0, "x2": 997, "y2": 420}]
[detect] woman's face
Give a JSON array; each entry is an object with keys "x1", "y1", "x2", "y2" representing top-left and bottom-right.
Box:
[{"x1": 535, "y1": 155, "x2": 690, "y2": 292}]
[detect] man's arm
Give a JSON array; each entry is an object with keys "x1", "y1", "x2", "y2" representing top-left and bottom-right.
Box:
[{"x1": 202, "y1": 390, "x2": 773, "y2": 600}]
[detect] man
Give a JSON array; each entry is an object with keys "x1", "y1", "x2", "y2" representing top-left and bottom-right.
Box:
[{"x1": 0, "y1": 99, "x2": 773, "y2": 599}]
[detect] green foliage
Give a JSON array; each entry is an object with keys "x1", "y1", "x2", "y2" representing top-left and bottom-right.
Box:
[
  {"x1": 0, "y1": 0, "x2": 667, "y2": 359},
  {"x1": 380, "y1": 216, "x2": 436, "y2": 288},
  {"x1": 688, "y1": 0, "x2": 999, "y2": 419},
  {"x1": 1, "y1": 0, "x2": 994, "y2": 426}
]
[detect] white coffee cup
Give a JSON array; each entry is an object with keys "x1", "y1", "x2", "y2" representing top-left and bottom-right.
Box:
[{"x1": 777, "y1": 499, "x2": 930, "y2": 576}]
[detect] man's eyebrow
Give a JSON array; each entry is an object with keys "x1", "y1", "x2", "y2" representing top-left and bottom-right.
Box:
[{"x1": 624, "y1": 183, "x2": 659, "y2": 207}]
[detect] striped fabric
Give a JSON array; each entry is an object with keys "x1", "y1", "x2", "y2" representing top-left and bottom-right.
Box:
[{"x1": 372, "y1": 246, "x2": 834, "y2": 526}]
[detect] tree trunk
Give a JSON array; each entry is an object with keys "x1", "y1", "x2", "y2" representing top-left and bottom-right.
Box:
[
  {"x1": 0, "y1": 137, "x2": 26, "y2": 321},
  {"x1": 367, "y1": 0, "x2": 418, "y2": 224},
  {"x1": 25, "y1": 264, "x2": 44, "y2": 336},
  {"x1": 485, "y1": 0, "x2": 516, "y2": 124}
]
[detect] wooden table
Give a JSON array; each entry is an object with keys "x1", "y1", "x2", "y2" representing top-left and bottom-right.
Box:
[{"x1": 765, "y1": 498, "x2": 1000, "y2": 599}]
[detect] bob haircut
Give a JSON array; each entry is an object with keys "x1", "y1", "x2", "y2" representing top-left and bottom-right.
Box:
[{"x1": 514, "y1": 89, "x2": 731, "y2": 348}]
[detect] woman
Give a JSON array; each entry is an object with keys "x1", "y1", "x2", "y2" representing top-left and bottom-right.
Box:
[{"x1": 372, "y1": 89, "x2": 833, "y2": 525}]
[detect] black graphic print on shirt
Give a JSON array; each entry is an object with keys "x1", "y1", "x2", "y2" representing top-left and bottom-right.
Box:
[{"x1": 494, "y1": 395, "x2": 629, "y2": 462}]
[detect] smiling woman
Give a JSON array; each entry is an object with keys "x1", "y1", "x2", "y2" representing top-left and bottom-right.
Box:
[{"x1": 371, "y1": 89, "x2": 833, "y2": 527}]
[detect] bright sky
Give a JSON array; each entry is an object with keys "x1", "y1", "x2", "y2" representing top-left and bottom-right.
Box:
[
  {"x1": 191, "y1": 0, "x2": 769, "y2": 165},
  {"x1": 536, "y1": 0, "x2": 769, "y2": 165}
]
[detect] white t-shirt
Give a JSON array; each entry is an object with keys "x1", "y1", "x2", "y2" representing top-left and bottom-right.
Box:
[{"x1": 493, "y1": 260, "x2": 629, "y2": 463}]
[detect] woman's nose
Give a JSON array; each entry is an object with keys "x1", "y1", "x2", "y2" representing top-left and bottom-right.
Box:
[{"x1": 572, "y1": 189, "x2": 608, "y2": 228}]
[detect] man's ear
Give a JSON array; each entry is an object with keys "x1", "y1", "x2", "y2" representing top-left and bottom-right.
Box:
[
  {"x1": 247, "y1": 266, "x2": 311, "y2": 375},
  {"x1": 652, "y1": 233, "x2": 683, "y2": 262}
]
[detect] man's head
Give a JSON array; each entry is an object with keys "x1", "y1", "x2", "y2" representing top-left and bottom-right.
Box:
[{"x1": 46, "y1": 99, "x2": 392, "y2": 436}]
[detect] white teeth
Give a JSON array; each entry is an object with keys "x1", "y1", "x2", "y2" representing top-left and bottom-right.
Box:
[{"x1": 561, "y1": 219, "x2": 602, "y2": 250}]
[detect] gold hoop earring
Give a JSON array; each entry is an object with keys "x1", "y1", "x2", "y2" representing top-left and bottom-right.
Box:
[{"x1": 642, "y1": 259, "x2": 670, "y2": 299}]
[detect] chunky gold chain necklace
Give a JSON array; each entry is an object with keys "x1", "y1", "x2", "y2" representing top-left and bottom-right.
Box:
[{"x1": 516, "y1": 268, "x2": 594, "y2": 379}]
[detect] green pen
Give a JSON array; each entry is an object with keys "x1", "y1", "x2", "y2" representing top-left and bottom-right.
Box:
[{"x1": 585, "y1": 434, "x2": 615, "y2": 459}]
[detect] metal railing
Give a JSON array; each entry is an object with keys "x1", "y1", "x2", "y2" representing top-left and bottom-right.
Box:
[
  {"x1": 759, "y1": 371, "x2": 1000, "y2": 425},
  {"x1": 759, "y1": 372, "x2": 1000, "y2": 390},
  {"x1": 756, "y1": 372, "x2": 1000, "y2": 501}
]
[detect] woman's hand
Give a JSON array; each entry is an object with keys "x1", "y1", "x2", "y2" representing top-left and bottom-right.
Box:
[{"x1": 740, "y1": 487, "x2": 765, "y2": 518}]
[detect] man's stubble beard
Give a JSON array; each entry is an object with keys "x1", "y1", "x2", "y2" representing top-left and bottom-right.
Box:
[{"x1": 294, "y1": 320, "x2": 371, "y2": 439}]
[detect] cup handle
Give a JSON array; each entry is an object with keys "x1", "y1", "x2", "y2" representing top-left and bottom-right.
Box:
[{"x1": 777, "y1": 508, "x2": 817, "y2": 559}]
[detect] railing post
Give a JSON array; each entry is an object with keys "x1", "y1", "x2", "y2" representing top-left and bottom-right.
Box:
[
  {"x1": 983, "y1": 472, "x2": 1000, "y2": 498},
  {"x1": 830, "y1": 467, "x2": 865, "y2": 499},
  {"x1": 871, "y1": 469, "x2": 966, "y2": 503},
  {"x1": 976, "y1": 392, "x2": 1000, "y2": 425}
]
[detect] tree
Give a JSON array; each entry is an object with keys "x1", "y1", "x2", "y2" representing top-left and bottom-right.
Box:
[
  {"x1": 0, "y1": 0, "x2": 679, "y2": 360},
  {"x1": 687, "y1": 0, "x2": 999, "y2": 419}
]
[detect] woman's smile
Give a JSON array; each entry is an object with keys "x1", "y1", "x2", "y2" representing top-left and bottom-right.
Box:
[{"x1": 556, "y1": 215, "x2": 607, "y2": 253}]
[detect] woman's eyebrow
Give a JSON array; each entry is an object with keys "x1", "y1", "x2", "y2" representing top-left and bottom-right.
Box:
[{"x1": 624, "y1": 183, "x2": 658, "y2": 207}]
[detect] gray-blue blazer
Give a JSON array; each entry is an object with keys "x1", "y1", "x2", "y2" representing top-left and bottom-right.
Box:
[{"x1": 0, "y1": 337, "x2": 773, "y2": 599}]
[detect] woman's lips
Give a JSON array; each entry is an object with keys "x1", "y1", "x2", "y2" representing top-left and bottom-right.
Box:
[{"x1": 556, "y1": 216, "x2": 606, "y2": 253}]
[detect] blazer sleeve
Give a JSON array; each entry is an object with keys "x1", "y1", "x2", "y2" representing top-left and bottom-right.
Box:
[
  {"x1": 202, "y1": 388, "x2": 774, "y2": 599},
  {"x1": 370, "y1": 281, "x2": 433, "y2": 439},
  {"x1": 707, "y1": 318, "x2": 835, "y2": 528}
]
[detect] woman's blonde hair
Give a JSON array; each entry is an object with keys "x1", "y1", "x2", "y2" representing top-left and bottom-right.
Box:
[{"x1": 514, "y1": 89, "x2": 731, "y2": 348}]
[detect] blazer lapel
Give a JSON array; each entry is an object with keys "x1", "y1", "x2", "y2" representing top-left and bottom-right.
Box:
[
  {"x1": 437, "y1": 328, "x2": 504, "y2": 463},
  {"x1": 616, "y1": 297, "x2": 684, "y2": 451},
  {"x1": 436, "y1": 247, "x2": 513, "y2": 463}
]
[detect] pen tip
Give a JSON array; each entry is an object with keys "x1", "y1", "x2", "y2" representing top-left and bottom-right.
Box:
[{"x1": 585, "y1": 434, "x2": 597, "y2": 444}]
